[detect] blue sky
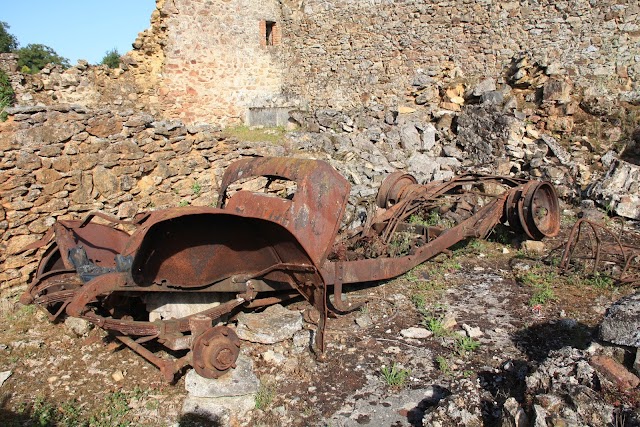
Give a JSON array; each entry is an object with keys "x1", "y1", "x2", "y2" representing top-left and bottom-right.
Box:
[{"x1": 2, "y1": 1, "x2": 156, "y2": 65}]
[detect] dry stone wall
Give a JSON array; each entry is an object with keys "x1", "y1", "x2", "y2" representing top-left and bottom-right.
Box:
[{"x1": 0, "y1": 106, "x2": 286, "y2": 291}]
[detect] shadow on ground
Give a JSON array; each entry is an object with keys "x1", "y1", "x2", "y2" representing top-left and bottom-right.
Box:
[{"x1": 512, "y1": 319, "x2": 595, "y2": 363}]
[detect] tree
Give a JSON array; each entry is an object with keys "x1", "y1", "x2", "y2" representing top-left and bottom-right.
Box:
[
  {"x1": 17, "y1": 43, "x2": 70, "y2": 73},
  {"x1": 0, "y1": 21, "x2": 18, "y2": 53},
  {"x1": 100, "y1": 48, "x2": 120, "y2": 68}
]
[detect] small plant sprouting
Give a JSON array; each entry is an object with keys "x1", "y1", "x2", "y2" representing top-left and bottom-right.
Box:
[
  {"x1": 422, "y1": 315, "x2": 448, "y2": 337},
  {"x1": 528, "y1": 284, "x2": 555, "y2": 306},
  {"x1": 192, "y1": 181, "x2": 202, "y2": 196},
  {"x1": 178, "y1": 200, "x2": 190, "y2": 207},
  {"x1": 380, "y1": 363, "x2": 411, "y2": 388},
  {"x1": 255, "y1": 381, "x2": 275, "y2": 410},
  {"x1": 515, "y1": 267, "x2": 557, "y2": 307},
  {"x1": 455, "y1": 336, "x2": 480, "y2": 355},
  {"x1": 435, "y1": 355, "x2": 451, "y2": 375},
  {"x1": 584, "y1": 272, "x2": 615, "y2": 289},
  {"x1": 411, "y1": 293, "x2": 427, "y2": 312}
]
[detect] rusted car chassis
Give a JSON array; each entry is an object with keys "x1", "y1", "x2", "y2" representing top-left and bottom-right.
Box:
[{"x1": 20, "y1": 157, "x2": 560, "y2": 381}]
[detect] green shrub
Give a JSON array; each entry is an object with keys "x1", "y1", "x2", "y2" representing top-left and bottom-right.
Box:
[
  {"x1": 0, "y1": 69, "x2": 14, "y2": 121},
  {"x1": 100, "y1": 48, "x2": 121, "y2": 68},
  {"x1": 17, "y1": 43, "x2": 69, "y2": 73}
]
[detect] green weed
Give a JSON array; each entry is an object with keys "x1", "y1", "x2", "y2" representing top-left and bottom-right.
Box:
[
  {"x1": 583, "y1": 272, "x2": 615, "y2": 289},
  {"x1": 529, "y1": 285, "x2": 555, "y2": 306},
  {"x1": 89, "y1": 391, "x2": 131, "y2": 427},
  {"x1": 456, "y1": 336, "x2": 480, "y2": 355},
  {"x1": 435, "y1": 355, "x2": 451, "y2": 375},
  {"x1": 411, "y1": 293, "x2": 427, "y2": 312},
  {"x1": 58, "y1": 401, "x2": 84, "y2": 427},
  {"x1": 255, "y1": 381, "x2": 276, "y2": 410},
  {"x1": 380, "y1": 363, "x2": 410, "y2": 388},
  {"x1": 31, "y1": 397, "x2": 55, "y2": 427},
  {"x1": 191, "y1": 181, "x2": 202, "y2": 196},
  {"x1": 515, "y1": 267, "x2": 557, "y2": 306},
  {"x1": 178, "y1": 200, "x2": 190, "y2": 207},
  {"x1": 422, "y1": 315, "x2": 448, "y2": 337}
]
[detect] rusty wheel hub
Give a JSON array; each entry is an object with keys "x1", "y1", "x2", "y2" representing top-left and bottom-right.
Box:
[
  {"x1": 191, "y1": 326, "x2": 241, "y2": 378},
  {"x1": 376, "y1": 172, "x2": 418, "y2": 208},
  {"x1": 506, "y1": 181, "x2": 560, "y2": 240}
]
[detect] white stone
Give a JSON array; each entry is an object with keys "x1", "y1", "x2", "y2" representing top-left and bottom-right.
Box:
[
  {"x1": 143, "y1": 293, "x2": 228, "y2": 322},
  {"x1": 262, "y1": 349, "x2": 286, "y2": 365},
  {"x1": 185, "y1": 355, "x2": 259, "y2": 398},
  {"x1": 0, "y1": 371, "x2": 11, "y2": 387},
  {"x1": 400, "y1": 327, "x2": 433, "y2": 339},
  {"x1": 462, "y1": 323, "x2": 483, "y2": 338},
  {"x1": 236, "y1": 304, "x2": 303, "y2": 344}
]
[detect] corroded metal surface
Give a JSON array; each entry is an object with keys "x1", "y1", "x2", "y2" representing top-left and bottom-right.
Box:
[{"x1": 20, "y1": 156, "x2": 561, "y2": 381}]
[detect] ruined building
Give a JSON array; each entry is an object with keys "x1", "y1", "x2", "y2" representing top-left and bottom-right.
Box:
[
  {"x1": 3, "y1": 0, "x2": 638, "y2": 126},
  {"x1": 135, "y1": 0, "x2": 639, "y2": 125}
]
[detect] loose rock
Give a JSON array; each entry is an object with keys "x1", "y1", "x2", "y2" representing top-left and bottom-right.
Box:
[
  {"x1": 236, "y1": 304, "x2": 303, "y2": 344},
  {"x1": 600, "y1": 292, "x2": 640, "y2": 348}
]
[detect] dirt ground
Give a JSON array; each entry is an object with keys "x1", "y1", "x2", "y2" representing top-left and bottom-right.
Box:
[{"x1": 1, "y1": 213, "x2": 639, "y2": 426}]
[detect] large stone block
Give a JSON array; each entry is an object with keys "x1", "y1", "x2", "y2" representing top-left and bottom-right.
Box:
[{"x1": 600, "y1": 292, "x2": 640, "y2": 348}]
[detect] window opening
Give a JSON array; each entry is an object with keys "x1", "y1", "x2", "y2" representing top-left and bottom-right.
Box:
[{"x1": 265, "y1": 21, "x2": 276, "y2": 46}]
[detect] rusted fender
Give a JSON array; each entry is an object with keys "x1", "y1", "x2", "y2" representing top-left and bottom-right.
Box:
[{"x1": 217, "y1": 157, "x2": 350, "y2": 267}]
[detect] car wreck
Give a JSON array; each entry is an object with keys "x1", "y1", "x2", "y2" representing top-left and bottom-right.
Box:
[{"x1": 20, "y1": 156, "x2": 560, "y2": 382}]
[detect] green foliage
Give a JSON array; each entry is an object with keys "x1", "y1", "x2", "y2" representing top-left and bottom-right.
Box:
[
  {"x1": 13, "y1": 390, "x2": 149, "y2": 427},
  {"x1": 100, "y1": 48, "x2": 121, "y2": 68},
  {"x1": 515, "y1": 266, "x2": 557, "y2": 306},
  {"x1": 17, "y1": 43, "x2": 70, "y2": 74},
  {"x1": 528, "y1": 284, "x2": 555, "y2": 306},
  {"x1": 380, "y1": 363, "x2": 410, "y2": 388},
  {"x1": 89, "y1": 391, "x2": 131, "y2": 427},
  {"x1": 408, "y1": 210, "x2": 452, "y2": 228},
  {"x1": 388, "y1": 231, "x2": 414, "y2": 256},
  {"x1": 31, "y1": 397, "x2": 55, "y2": 427},
  {"x1": 411, "y1": 293, "x2": 427, "y2": 312},
  {"x1": 178, "y1": 200, "x2": 190, "y2": 207},
  {"x1": 422, "y1": 315, "x2": 448, "y2": 337},
  {"x1": 58, "y1": 401, "x2": 85, "y2": 427},
  {"x1": 191, "y1": 181, "x2": 202, "y2": 196},
  {"x1": 455, "y1": 336, "x2": 480, "y2": 355},
  {"x1": 435, "y1": 355, "x2": 451, "y2": 375},
  {"x1": 583, "y1": 272, "x2": 615, "y2": 289},
  {"x1": 255, "y1": 382, "x2": 275, "y2": 410},
  {"x1": 0, "y1": 21, "x2": 18, "y2": 53},
  {"x1": 0, "y1": 68, "x2": 15, "y2": 121}
]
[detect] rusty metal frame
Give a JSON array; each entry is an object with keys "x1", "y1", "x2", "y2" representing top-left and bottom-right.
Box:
[
  {"x1": 559, "y1": 218, "x2": 640, "y2": 284},
  {"x1": 20, "y1": 156, "x2": 561, "y2": 381}
]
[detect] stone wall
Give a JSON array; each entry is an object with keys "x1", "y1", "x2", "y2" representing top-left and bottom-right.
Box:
[
  {"x1": 0, "y1": 53, "x2": 18, "y2": 74},
  {"x1": 0, "y1": 106, "x2": 286, "y2": 291},
  {"x1": 278, "y1": 0, "x2": 639, "y2": 114},
  {"x1": 156, "y1": 0, "x2": 287, "y2": 125},
  {"x1": 115, "y1": 0, "x2": 639, "y2": 124}
]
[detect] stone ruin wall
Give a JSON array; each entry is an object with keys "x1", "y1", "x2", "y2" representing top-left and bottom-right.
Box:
[
  {"x1": 156, "y1": 0, "x2": 286, "y2": 125},
  {"x1": 151, "y1": 0, "x2": 640, "y2": 124},
  {"x1": 278, "y1": 0, "x2": 639, "y2": 114},
  {"x1": 1, "y1": 0, "x2": 638, "y2": 126}
]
